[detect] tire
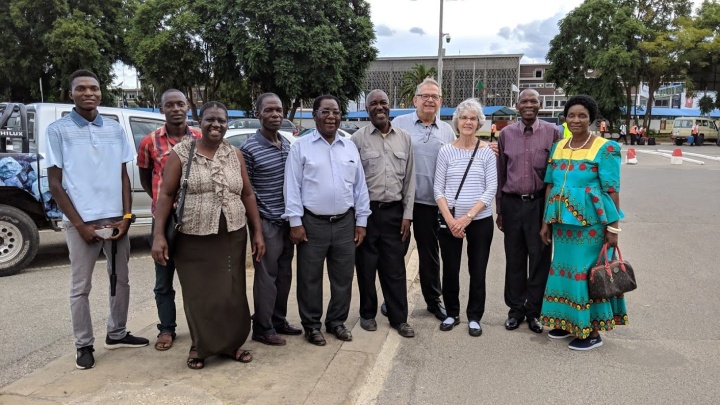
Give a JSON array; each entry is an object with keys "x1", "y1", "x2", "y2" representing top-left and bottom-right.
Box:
[
  {"x1": 0, "y1": 205, "x2": 40, "y2": 277},
  {"x1": 674, "y1": 138, "x2": 684, "y2": 146}
]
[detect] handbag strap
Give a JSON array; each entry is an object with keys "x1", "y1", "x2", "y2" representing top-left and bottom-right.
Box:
[
  {"x1": 174, "y1": 140, "x2": 196, "y2": 229},
  {"x1": 593, "y1": 242, "x2": 628, "y2": 280},
  {"x1": 452, "y1": 139, "x2": 481, "y2": 204}
]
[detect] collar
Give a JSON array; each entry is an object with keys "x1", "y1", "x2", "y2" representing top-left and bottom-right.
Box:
[
  {"x1": 311, "y1": 129, "x2": 345, "y2": 146},
  {"x1": 413, "y1": 111, "x2": 437, "y2": 127},
  {"x1": 70, "y1": 109, "x2": 103, "y2": 128},
  {"x1": 370, "y1": 124, "x2": 395, "y2": 137},
  {"x1": 159, "y1": 124, "x2": 198, "y2": 139},
  {"x1": 253, "y1": 129, "x2": 289, "y2": 148},
  {"x1": 517, "y1": 118, "x2": 541, "y2": 132}
]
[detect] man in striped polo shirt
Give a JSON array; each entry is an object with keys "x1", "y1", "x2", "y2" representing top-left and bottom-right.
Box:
[{"x1": 240, "y1": 93, "x2": 302, "y2": 346}]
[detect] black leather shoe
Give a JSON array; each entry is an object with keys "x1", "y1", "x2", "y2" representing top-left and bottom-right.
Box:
[
  {"x1": 527, "y1": 317, "x2": 543, "y2": 333},
  {"x1": 504, "y1": 317, "x2": 522, "y2": 330},
  {"x1": 427, "y1": 303, "x2": 447, "y2": 321},
  {"x1": 276, "y1": 321, "x2": 303, "y2": 335},
  {"x1": 439, "y1": 316, "x2": 460, "y2": 331},
  {"x1": 360, "y1": 318, "x2": 377, "y2": 331},
  {"x1": 305, "y1": 329, "x2": 326, "y2": 346},
  {"x1": 328, "y1": 324, "x2": 352, "y2": 341},
  {"x1": 392, "y1": 323, "x2": 415, "y2": 338},
  {"x1": 468, "y1": 321, "x2": 482, "y2": 337},
  {"x1": 380, "y1": 302, "x2": 388, "y2": 317}
]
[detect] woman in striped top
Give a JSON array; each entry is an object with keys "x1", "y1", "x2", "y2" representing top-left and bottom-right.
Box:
[{"x1": 434, "y1": 98, "x2": 498, "y2": 337}]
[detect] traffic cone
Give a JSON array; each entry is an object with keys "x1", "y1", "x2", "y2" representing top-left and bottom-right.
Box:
[
  {"x1": 625, "y1": 148, "x2": 637, "y2": 165},
  {"x1": 670, "y1": 148, "x2": 683, "y2": 165}
]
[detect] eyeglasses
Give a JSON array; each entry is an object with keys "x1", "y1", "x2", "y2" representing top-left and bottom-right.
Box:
[
  {"x1": 459, "y1": 116, "x2": 479, "y2": 122},
  {"x1": 415, "y1": 94, "x2": 441, "y2": 101},
  {"x1": 317, "y1": 109, "x2": 342, "y2": 118}
]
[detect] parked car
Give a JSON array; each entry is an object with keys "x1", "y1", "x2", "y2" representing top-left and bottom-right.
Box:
[
  {"x1": 297, "y1": 127, "x2": 352, "y2": 138},
  {"x1": 224, "y1": 128, "x2": 295, "y2": 149},
  {"x1": 228, "y1": 118, "x2": 261, "y2": 129},
  {"x1": 280, "y1": 119, "x2": 299, "y2": 136},
  {"x1": 340, "y1": 122, "x2": 360, "y2": 134},
  {"x1": 0, "y1": 102, "x2": 165, "y2": 276},
  {"x1": 671, "y1": 117, "x2": 720, "y2": 146}
]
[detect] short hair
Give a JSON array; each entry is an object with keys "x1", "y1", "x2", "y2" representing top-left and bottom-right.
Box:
[
  {"x1": 199, "y1": 101, "x2": 228, "y2": 119},
  {"x1": 256, "y1": 92, "x2": 281, "y2": 113},
  {"x1": 68, "y1": 69, "x2": 99, "y2": 89},
  {"x1": 312, "y1": 94, "x2": 341, "y2": 113},
  {"x1": 415, "y1": 78, "x2": 441, "y2": 96},
  {"x1": 161, "y1": 89, "x2": 186, "y2": 105},
  {"x1": 563, "y1": 95, "x2": 598, "y2": 123},
  {"x1": 365, "y1": 89, "x2": 388, "y2": 110},
  {"x1": 452, "y1": 98, "x2": 485, "y2": 133}
]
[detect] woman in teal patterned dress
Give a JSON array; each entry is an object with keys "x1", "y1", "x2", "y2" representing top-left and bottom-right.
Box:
[{"x1": 539, "y1": 95, "x2": 626, "y2": 351}]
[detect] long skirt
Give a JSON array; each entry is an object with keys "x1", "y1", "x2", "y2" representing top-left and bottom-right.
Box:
[
  {"x1": 540, "y1": 223, "x2": 628, "y2": 339},
  {"x1": 175, "y1": 218, "x2": 250, "y2": 358}
]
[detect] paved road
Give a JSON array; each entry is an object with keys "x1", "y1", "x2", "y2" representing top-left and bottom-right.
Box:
[{"x1": 368, "y1": 144, "x2": 720, "y2": 404}]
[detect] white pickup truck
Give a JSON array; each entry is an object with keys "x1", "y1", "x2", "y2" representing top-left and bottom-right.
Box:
[{"x1": 0, "y1": 103, "x2": 166, "y2": 276}]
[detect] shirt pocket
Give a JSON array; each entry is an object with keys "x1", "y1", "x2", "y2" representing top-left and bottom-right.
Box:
[
  {"x1": 533, "y1": 148, "x2": 551, "y2": 177},
  {"x1": 391, "y1": 150, "x2": 407, "y2": 176},
  {"x1": 339, "y1": 160, "x2": 357, "y2": 184},
  {"x1": 360, "y1": 149, "x2": 382, "y2": 177}
]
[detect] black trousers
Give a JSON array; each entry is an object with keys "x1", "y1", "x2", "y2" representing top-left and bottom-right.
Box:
[
  {"x1": 412, "y1": 203, "x2": 443, "y2": 308},
  {"x1": 617, "y1": 133, "x2": 628, "y2": 144},
  {"x1": 296, "y1": 212, "x2": 355, "y2": 331},
  {"x1": 438, "y1": 217, "x2": 493, "y2": 320},
  {"x1": 630, "y1": 134, "x2": 637, "y2": 145},
  {"x1": 501, "y1": 196, "x2": 552, "y2": 320},
  {"x1": 356, "y1": 203, "x2": 409, "y2": 325}
]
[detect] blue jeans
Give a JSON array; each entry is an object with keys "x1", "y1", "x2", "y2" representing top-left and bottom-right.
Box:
[{"x1": 152, "y1": 219, "x2": 177, "y2": 336}]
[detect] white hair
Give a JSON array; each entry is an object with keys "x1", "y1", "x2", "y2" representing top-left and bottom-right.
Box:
[
  {"x1": 452, "y1": 98, "x2": 486, "y2": 133},
  {"x1": 415, "y1": 78, "x2": 441, "y2": 95}
]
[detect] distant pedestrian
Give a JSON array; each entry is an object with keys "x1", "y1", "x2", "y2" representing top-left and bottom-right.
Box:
[
  {"x1": 352, "y1": 89, "x2": 416, "y2": 338},
  {"x1": 490, "y1": 121, "x2": 497, "y2": 142},
  {"x1": 557, "y1": 115, "x2": 572, "y2": 139},
  {"x1": 599, "y1": 119, "x2": 607, "y2": 138},
  {"x1": 630, "y1": 123, "x2": 638, "y2": 145},
  {"x1": 618, "y1": 123, "x2": 628, "y2": 145},
  {"x1": 47, "y1": 69, "x2": 149, "y2": 370},
  {"x1": 691, "y1": 120, "x2": 700, "y2": 146},
  {"x1": 284, "y1": 95, "x2": 371, "y2": 346},
  {"x1": 138, "y1": 89, "x2": 201, "y2": 352}
]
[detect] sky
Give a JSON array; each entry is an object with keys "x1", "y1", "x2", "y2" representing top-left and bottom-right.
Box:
[{"x1": 113, "y1": 0, "x2": 703, "y2": 88}]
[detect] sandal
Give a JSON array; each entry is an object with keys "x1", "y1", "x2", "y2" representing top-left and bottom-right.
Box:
[
  {"x1": 155, "y1": 332, "x2": 175, "y2": 351},
  {"x1": 234, "y1": 347, "x2": 253, "y2": 363},
  {"x1": 187, "y1": 348, "x2": 204, "y2": 370}
]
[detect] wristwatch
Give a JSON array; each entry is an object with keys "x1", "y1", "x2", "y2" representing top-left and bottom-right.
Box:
[{"x1": 123, "y1": 213, "x2": 137, "y2": 223}]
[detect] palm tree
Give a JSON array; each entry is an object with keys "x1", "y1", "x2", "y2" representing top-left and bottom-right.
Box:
[{"x1": 398, "y1": 64, "x2": 437, "y2": 107}]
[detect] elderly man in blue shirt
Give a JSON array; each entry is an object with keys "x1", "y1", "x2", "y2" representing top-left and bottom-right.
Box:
[{"x1": 283, "y1": 94, "x2": 371, "y2": 346}]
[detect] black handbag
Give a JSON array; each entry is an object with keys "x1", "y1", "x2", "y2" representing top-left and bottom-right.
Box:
[
  {"x1": 588, "y1": 243, "x2": 637, "y2": 299},
  {"x1": 164, "y1": 140, "x2": 195, "y2": 255},
  {"x1": 438, "y1": 139, "x2": 480, "y2": 233}
]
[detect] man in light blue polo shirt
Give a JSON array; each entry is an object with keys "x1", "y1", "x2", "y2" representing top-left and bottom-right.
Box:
[
  {"x1": 46, "y1": 70, "x2": 148, "y2": 370},
  {"x1": 283, "y1": 94, "x2": 371, "y2": 346},
  {"x1": 392, "y1": 78, "x2": 455, "y2": 321}
]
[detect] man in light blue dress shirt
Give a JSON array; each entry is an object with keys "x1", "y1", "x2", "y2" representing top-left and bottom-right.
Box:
[{"x1": 283, "y1": 94, "x2": 371, "y2": 346}]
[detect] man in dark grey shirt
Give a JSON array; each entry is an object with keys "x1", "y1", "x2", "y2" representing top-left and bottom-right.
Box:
[{"x1": 351, "y1": 89, "x2": 415, "y2": 338}]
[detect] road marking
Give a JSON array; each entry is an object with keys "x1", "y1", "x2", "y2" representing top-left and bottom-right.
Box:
[
  {"x1": 635, "y1": 150, "x2": 705, "y2": 165},
  {"x1": 656, "y1": 150, "x2": 720, "y2": 162}
]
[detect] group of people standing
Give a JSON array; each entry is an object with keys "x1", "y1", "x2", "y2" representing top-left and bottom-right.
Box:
[{"x1": 48, "y1": 69, "x2": 627, "y2": 372}]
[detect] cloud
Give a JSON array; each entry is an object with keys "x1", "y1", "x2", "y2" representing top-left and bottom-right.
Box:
[
  {"x1": 409, "y1": 27, "x2": 426, "y2": 35},
  {"x1": 489, "y1": 42, "x2": 501, "y2": 51},
  {"x1": 496, "y1": 12, "x2": 564, "y2": 60},
  {"x1": 375, "y1": 24, "x2": 395, "y2": 37}
]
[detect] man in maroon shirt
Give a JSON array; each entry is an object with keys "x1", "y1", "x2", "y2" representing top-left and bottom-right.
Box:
[{"x1": 496, "y1": 89, "x2": 560, "y2": 335}]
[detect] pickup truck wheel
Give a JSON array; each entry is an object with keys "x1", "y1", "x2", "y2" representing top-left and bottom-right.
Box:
[
  {"x1": 674, "y1": 139, "x2": 684, "y2": 146},
  {"x1": 0, "y1": 205, "x2": 40, "y2": 277}
]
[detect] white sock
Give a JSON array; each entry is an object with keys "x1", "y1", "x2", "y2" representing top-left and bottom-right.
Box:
[
  {"x1": 469, "y1": 321, "x2": 480, "y2": 329},
  {"x1": 442, "y1": 317, "x2": 455, "y2": 325}
]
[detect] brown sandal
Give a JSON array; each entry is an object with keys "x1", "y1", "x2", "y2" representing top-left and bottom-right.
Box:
[
  {"x1": 155, "y1": 332, "x2": 175, "y2": 351},
  {"x1": 187, "y1": 348, "x2": 204, "y2": 370},
  {"x1": 235, "y1": 348, "x2": 253, "y2": 363}
]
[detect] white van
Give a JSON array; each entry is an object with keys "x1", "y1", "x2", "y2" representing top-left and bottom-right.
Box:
[
  {"x1": 0, "y1": 103, "x2": 165, "y2": 276},
  {"x1": 671, "y1": 117, "x2": 720, "y2": 146}
]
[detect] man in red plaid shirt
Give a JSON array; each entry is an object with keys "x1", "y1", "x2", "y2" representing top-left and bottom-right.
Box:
[{"x1": 137, "y1": 89, "x2": 201, "y2": 351}]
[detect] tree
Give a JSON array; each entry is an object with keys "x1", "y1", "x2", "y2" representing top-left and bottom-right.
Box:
[
  {"x1": 398, "y1": 64, "x2": 437, "y2": 107},
  {"x1": 698, "y1": 94, "x2": 715, "y2": 115},
  {"x1": 683, "y1": 1, "x2": 720, "y2": 105},
  {"x1": 232, "y1": 0, "x2": 377, "y2": 120}
]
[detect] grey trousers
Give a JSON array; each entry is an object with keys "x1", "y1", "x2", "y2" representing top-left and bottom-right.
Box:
[
  {"x1": 65, "y1": 218, "x2": 131, "y2": 348},
  {"x1": 252, "y1": 218, "x2": 295, "y2": 335},
  {"x1": 296, "y1": 211, "x2": 355, "y2": 331}
]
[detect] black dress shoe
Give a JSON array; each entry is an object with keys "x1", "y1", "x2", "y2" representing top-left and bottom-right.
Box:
[
  {"x1": 439, "y1": 316, "x2": 460, "y2": 331},
  {"x1": 392, "y1": 323, "x2": 415, "y2": 338},
  {"x1": 328, "y1": 324, "x2": 352, "y2": 341},
  {"x1": 276, "y1": 321, "x2": 303, "y2": 335},
  {"x1": 380, "y1": 302, "x2": 388, "y2": 317},
  {"x1": 305, "y1": 329, "x2": 326, "y2": 346},
  {"x1": 427, "y1": 302, "x2": 447, "y2": 321},
  {"x1": 360, "y1": 318, "x2": 377, "y2": 331},
  {"x1": 527, "y1": 317, "x2": 543, "y2": 333},
  {"x1": 504, "y1": 317, "x2": 522, "y2": 330},
  {"x1": 468, "y1": 321, "x2": 482, "y2": 337}
]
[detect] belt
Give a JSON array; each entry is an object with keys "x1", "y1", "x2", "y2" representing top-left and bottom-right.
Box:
[
  {"x1": 506, "y1": 192, "x2": 543, "y2": 202},
  {"x1": 303, "y1": 208, "x2": 353, "y2": 223},
  {"x1": 370, "y1": 200, "x2": 402, "y2": 209}
]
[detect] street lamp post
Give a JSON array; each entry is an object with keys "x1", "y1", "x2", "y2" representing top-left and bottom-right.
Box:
[{"x1": 437, "y1": 1, "x2": 450, "y2": 92}]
